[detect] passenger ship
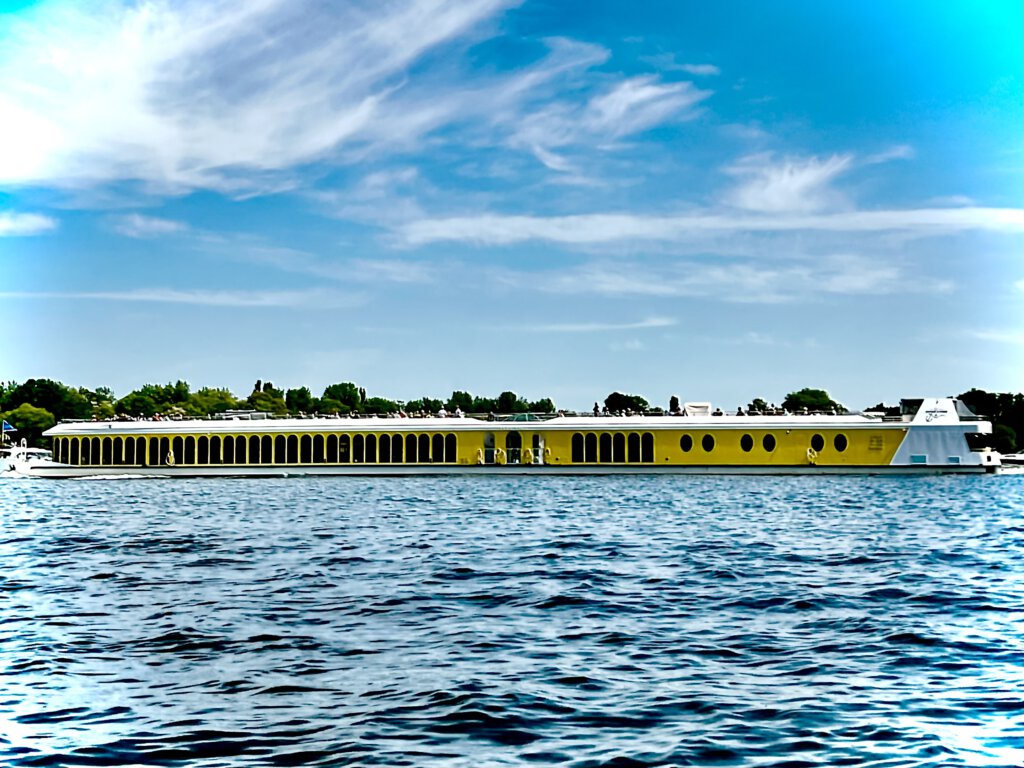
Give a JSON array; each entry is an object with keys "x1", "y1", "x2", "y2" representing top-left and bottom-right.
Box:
[{"x1": 6, "y1": 397, "x2": 999, "y2": 478}]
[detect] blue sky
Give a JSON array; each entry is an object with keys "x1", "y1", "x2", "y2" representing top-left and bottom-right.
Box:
[{"x1": 1, "y1": 0, "x2": 1021, "y2": 411}]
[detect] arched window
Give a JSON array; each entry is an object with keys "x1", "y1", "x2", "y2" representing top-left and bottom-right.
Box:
[
  {"x1": 584, "y1": 433, "x2": 597, "y2": 463},
  {"x1": 197, "y1": 436, "x2": 209, "y2": 464},
  {"x1": 740, "y1": 434, "x2": 753, "y2": 452},
  {"x1": 160, "y1": 437, "x2": 172, "y2": 466},
  {"x1": 326, "y1": 434, "x2": 338, "y2": 463},
  {"x1": 210, "y1": 436, "x2": 221, "y2": 464},
  {"x1": 339, "y1": 434, "x2": 351, "y2": 463},
  {"x1": 353, "y1": 435, "x2": 364, "y2": 463},
  {"x1": 287, "y1": 435, "x2": 299, "y2": 464},
  {"x1": 392, "y1": 434, "x2": 403, "y2": 463},
  {"x1": 124, "y1": 437, "x2": 135, "y2": 465},
  {"x1": 641, "y1": 433, "x2": 654, "y2": 462},
  {"x1": 419, "y1": 434, "x2": 430, "y2": 462},
  {"x1": 102, "y1": 437, "x2": 113, "y2": 466},
  {"x1": 248, "y1": 435, "x2": 260, "y2": 464},
  {"x1": 379, "y1": 434, "x2": 391, "y2": 463},
  {"x1": 173, "y1": 436, "x2": 185, "y2": 465},
  {"x1": 445, "y1": 434, "x2": 456, "y2": 463},
  {"x1": 313, "y1": 435, "x2": 325, "y2": 463},
  {"x1": 136, "y1": 437, "x2": 145, "y2": 465},
  {"x1": 91, "y1": 437, "x2": 101, "y2": 465},
  {"x1": 432, "y1": 434, "x2": 443, "y2": 463},
  {"x1": 222, "y1": 435, "x2": 235, "y2": 464},
  {"x1": 259, "y1": 435, "x2": 271, "y2": 464},
  {"x1": 185, "y1": 436, "x2": 196, "y2": 465},
  {"x1": 406, "y1": 434, "x2": 417, "y2": 462},
  {"x1": 365, "y1": 435, "x2": 377, "y2": 463},
  {"x1": 70, "y1": 437, "x2": 80, "y2": 465},
  {"x1": 112, "y1": 437, "x2": 124, "y2": 466},
  {"x1": 627, "y1": 433, "x2": 640, "y2": 463},
  {"x1": 273, "y1": 435, "x2": 285, "y2": 464},
  {"x1": 235, "y1": 435, "x2": 247, "y2": 464},
  {"x1": 613, "y1": 433, "x2": 626, "y2": 463},
  {"x1": 300, "y1": 435, "x2": 312, "y2": 463},
  {"x1": 599, "y1": 433, "x2": 612, "y2": 463},
  {"x1": 572, "y1": 433, "x2": 584, "y2": 463}
]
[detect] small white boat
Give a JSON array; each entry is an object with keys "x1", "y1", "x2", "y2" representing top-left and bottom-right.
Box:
[{"x1": 2, "y1": 441, "x2": 54, "y2": 476}]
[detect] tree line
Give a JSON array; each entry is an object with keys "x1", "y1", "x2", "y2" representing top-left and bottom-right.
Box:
[{"x1": 1, "y1": 379, "x2": 1020, "y2": 452}]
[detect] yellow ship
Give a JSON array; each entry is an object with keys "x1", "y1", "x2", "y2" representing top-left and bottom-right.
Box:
[{"x1": 10, "y1": 397, "x2": 998, "y2": 477}]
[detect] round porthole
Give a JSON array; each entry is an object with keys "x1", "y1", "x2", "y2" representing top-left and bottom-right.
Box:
[
  {"x1": 740, "y1": 434, "x2": 753, "y2": 452},
  {"x1": 763, "y1": 434, "x2": 776, "y2": 452},
  {"x1": 834, "y1": 434, "x2": 848, "y2": 452},
  {"x1": 680, "y1": 434, "x2": 693, "y2": 452},
  {"x1": 702, "y1": 434, "x2": 715, "y2": 452},
  {"x1": 811, "y1": 433, "x2": 825, "y2": 452}
]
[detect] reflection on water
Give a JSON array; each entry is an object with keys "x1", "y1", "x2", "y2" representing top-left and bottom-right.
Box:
[{"x1": 1, "y1": 475, "x2": 1022, "y2": 766}]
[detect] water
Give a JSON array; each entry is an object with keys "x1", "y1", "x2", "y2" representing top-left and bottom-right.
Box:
[{"x1": 1, "y1": 475, "x2": 1022, "y2": 767}]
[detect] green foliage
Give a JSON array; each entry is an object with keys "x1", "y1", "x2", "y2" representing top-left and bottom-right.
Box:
[
  {"x1": 322, "y1": 382, "x2": 361, "y2": 411},
  {"x1": 247, "y1": 389, "x2": 288, "y2": 415},
  {"x1": 1, "y1": 403, "x2": 56, "y2": 447},
  {"x1": 2, "y1": 378, "x2": 91, "y2": 421},
  {"x1": 447, "y1": 390, "x2": 474, "y2": 412},
  {"x1": 782, "y1": 388, "x2": 845, "y2": 413},
  {"x1": 363, "y1": 396, "x2": 399, "y2": 414},
  {"x1": 748, "y1": 397, "x2": 769, "y2": 412},
  {"x1": 528, "y1": 397, "x2": 556, "y2": 414},
  {"x1": 286, "y1": 387, "x2": 315, "y2": 414},
  {"x1": 992, "y1": 424, "x2": 1017, "y2": 454},
  {"x1": 958, "y1": 388, "x2": 1024, "y2": 452},
  {"x1": 604, "y1": 392, "x2": 649, "y2": 413},
  {"x1": 497, "y1": 391, "x2": 530, "y2": 413}
]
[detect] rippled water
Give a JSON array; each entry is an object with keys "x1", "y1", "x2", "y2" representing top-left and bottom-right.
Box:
[{"x1": 1, "y1": 475, "x2": 1022, "y2": 767}]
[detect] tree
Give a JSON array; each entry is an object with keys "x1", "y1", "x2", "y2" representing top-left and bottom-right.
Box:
[
  {"x1": 322, "y1": 383, "x2": 361, "y2": 411},
  {"x1": 669, "y1": 395, "x2": 680, "y2": 413},
  {"x1": 604, "y1": 392, "x2": 649, "y2": 413},
  {"x1": 1, "y1": 403, "x2": 56, "y2": 447},
  {"x1": 247, "y1": 389, "x2": 288, "y2": 415},
  {"x1": 363, "y1": 396, "x2": 399, "y2": 414},
  {"x1": 782, "y1": 388, "x2": 845, "y2": 413},
  {"x1": 748, "y1": 397, "x2": 768, "y2": 413},
  {"x1": 447, "y1": 390, "x2": 474, "y2": 413},
  {"x1": 529, "y1": 397, "x2": 556, "y2": 414},
  {"x1": 497, "y1": 391, "x2": 529, "y2": 413},
  {"x1": 4, "y1": 379, "x2": 91, "y2": 421},
  {"x1": 286, "y1": 387, "x2": 315, "y2": 414},
  {"x1": 992, "y1": 424, "x2": 1017, "y2": 454}
]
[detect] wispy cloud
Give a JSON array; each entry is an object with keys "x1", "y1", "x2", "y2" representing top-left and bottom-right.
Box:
[
  {"x1": 109, "y1": 213, "x2": 187, "y2": 238},
  {"x1": 0, "y1": 287, "x2": 363, "y2": 308},
  {"x1": 0, "y1": 211, "x2": 57, "y2": 236},
  {"x1": 512, "y1": 254, "x2": 954, "y2": 304},
  {"x1": 863, "y1": 145, "x2": 915, "y2": 165},
  {"x1": 0, "y1": 0, "x2": 512, "y2": 192},
  {"x1": 518, "y1": 317, "x2": 676, "y2": 333},
  {"x1": 965, "y1": 329, "x2": 1024, "y2": 345},
  {"x1": 641, "y1": 54, "x2": 720, "y2": 76},
  {"x1": 398, "y1": 206, "x2": 1024, "y2": 246},
  {"x1": 725, "y1": 152, "x2": 853, "y2": 212}
]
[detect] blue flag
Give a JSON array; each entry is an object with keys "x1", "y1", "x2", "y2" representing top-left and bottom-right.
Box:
[{"x1": 1, "y1": 420, "x2": 15, "y2": 432}]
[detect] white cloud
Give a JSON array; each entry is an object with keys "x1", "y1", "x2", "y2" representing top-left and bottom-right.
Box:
[
  {"x1": 863, "y1": 145, "x2": 915, "y2": 165},
  {"x1": 109, "y1": 213, "x2": 186, "y2": 238},
  {"x1": 0, "y1": 0, "x2": 511, "y2": 192},
  {"x1": 585, "y1": 77, "x2": 710, "y2": 136},
  {"x1": 0, "y1": 211, "x2": 57, "y2": 236},
  {"x1": 640, "y1": 54, "x2": 720, "y2": 76},
  {"x1": 518, "y1": 254, "x2": 953, "y2": 304},
  {"x1": 725, "y1": 153, "x2": 854, "y2": 212},
  {"x1": 0, "y1": 287, "x2": 363, "y2": 308},
  {"x1": 518, "y1": 317, "x2": 676, "y2": 333},
  {"x1": 965, "y1": 329, "x2": 1024, "y2": 345},
  {"x1": 397, "y1": 206, "x2": 1024, "y2": 246}
]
